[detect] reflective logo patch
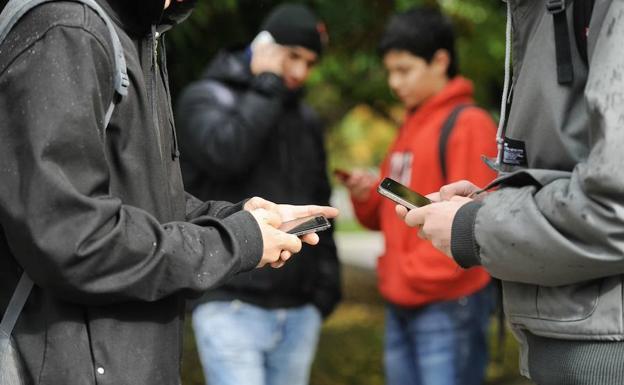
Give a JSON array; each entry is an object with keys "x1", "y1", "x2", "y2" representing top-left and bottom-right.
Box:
[{"x1": 502, "y1": 137, "x2": 528, "y2": 167}]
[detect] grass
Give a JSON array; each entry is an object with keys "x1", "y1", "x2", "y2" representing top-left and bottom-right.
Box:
[{"x1": 181, "y1": 265, "x2": 531, "y2": 385}]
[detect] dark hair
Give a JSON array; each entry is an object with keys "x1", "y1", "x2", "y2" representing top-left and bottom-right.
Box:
[{"x1": 379, "y1": 7, "x2": 458, "y2": 78}]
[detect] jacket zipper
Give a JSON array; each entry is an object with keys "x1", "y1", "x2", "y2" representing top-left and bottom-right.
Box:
[
  {"x1": 150, "y1": 26, "x2": 174, "y2": 219},
  {"x1": 150, "y1": 26, "x2": 164, "y2": 161}
]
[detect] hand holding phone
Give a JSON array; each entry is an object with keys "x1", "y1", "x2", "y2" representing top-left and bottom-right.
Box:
[
  {"x1": 278, "y1": 215, "x2": 331, "y2": 236},
  {"x1": 333, "y1": 168, "x2": 351, "y2": 183},
  {"x1": 377, "y1": 177, "x2": 432, "y2": 210},
  {"x1": 250, "y1": 31, "x2": 284, "y2": 76}
]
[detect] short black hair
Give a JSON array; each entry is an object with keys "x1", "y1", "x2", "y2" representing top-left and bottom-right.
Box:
[{"x1": 379, "y1": 7, "x2": 458, "y2": 78}]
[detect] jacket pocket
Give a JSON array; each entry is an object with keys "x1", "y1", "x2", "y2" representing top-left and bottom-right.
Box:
[
  {"x1": 503, "y1": 281, "x2": 538, "y2": 318},
  {"x1": 536, "y1": 280, "x2": 601, "y2": 321},
  {"x1": 503, "y1": 280, "x2": 601, "y2": 322}
]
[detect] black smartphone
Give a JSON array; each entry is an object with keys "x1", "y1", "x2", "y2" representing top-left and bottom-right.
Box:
[
  {"x1": 377, "y1": 177, "x2": 432, "y2": 210},
  {"x1": 278, "y1": 215, "x2": 331, "y2": 236}
]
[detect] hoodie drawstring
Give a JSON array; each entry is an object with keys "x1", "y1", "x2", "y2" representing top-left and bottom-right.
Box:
[{"x1": 496, "y1": 1, "x2": 513, "y2": 166}]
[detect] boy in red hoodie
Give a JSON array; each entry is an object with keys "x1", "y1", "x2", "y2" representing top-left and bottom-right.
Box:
[{"x1": 340, "y1": 7, "x2": 497, "y2": 385}]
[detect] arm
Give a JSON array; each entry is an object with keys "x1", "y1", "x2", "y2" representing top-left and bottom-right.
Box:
[
  {"x1": 0, "y1": 24, "x2": 262, "y2": 305},
  {"x1": 445, "y1": 108, "x2": 498, "y2": 185},
  {"x1": 185, "y1": 192, "x2": 245, "y2": 220},
  {"x1": 175, "y1": 71, "x2": 286, "y2": 180},
  {"x1": 453, "y1": 4, "x2": 624, "y2": 286}
]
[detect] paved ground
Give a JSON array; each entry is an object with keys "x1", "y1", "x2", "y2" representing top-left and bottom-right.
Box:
[{"x1": 334, "y1": 231, "x2": 383, "y2": 270}]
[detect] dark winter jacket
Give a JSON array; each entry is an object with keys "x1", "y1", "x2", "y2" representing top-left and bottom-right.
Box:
[
  {"x1": 176, "y1": 50, "x2": 341, "y2": 317},
  {"x1": 0, "y1": 1, "x2": 263, "y2": 384}
]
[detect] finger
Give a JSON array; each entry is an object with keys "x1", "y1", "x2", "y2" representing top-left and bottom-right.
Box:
[
  {"x1": 417, "y1": 227, "x2": 428, "y2": 240},
  {"x1": 426, "y1": 192, "x2": 441, "y2": 202},
  {"x1": 439, "y1": 180, "x2": 479, "y2": 200},
  {"x1": 282, "y1": 205, "x2": 339, "y2": 221},
  {"x1": 404, "y1": 207, "x2": 427, "y2": 228},
  {"x1": 280, "y1": 250, "x2": 292, "y2": 262},
  {"x1": 270, "y1": 260, "x2": 285, "y2": 269},
  {"x1": 395, "y1": 204, "x2": 408, "y2": 219},
  {"x1": 301, "y1": 232, "x2": 320, "y2": 246},
  {"x1": 280, "y1": 233, "x2": 303, "y2": 254}
]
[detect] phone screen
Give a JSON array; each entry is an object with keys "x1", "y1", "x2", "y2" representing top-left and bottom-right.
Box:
[
  {"x1": 278, "y1": 215, "x2": 331, "y2": 236},
  {"x1": 378, "y1": 178, "x2": 432, "y2": 209}
]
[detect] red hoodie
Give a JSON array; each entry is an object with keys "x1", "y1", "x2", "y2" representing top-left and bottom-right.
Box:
[{"x1": 352, "y1": 77, "x2": 497, "y2": 307}]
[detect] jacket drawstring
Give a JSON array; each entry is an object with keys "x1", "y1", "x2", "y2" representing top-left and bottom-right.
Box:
[{"x1": 496, "y1": 0, "x2": 513, "y2": 166}]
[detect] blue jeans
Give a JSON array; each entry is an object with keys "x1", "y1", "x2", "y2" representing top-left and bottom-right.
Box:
[
  {"x1": 192, "y1": 301, "x2": 322, "y2": 385},
  {"x1": 384, "y1": 285, "x2": 493, "y2": 385}
]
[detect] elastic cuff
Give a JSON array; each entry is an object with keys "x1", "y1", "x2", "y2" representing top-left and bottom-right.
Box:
[
  {"x1": 451, "y1": 201, "x2": 483, "y2": 268},
  {"x1": 222, "y1": 211, "x2": 263, "y2": 272},
  {"x1": 251, "y1": 72, "x2": 286, "y2": 96}
]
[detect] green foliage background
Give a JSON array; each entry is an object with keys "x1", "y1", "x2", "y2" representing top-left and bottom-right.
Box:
[{"x1": 167, "y1": 0, "x2": 507, "y2": 171}]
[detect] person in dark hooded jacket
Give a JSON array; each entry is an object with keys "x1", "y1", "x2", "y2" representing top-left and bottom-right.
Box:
[
  {"x1": 175, "y1": 4, "x2": 340, "y2": 385},
  {"x1": 0, "y1": 1, "x2": 338, "y2": 384}
]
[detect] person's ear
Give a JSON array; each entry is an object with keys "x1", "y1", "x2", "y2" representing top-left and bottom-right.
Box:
[{"x1": 430, "y1": 49, "x2": 450, "y2": 77}]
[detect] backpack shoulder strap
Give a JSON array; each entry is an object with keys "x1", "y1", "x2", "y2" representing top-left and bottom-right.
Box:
[
  {"x1": 573, "y1": 0, "x2": 595, "y2": 65},
  {"x1": 0, "y1": 274, "x2": 33, "y2": 338},
  {"x1": 439, "y1": 104, "x2": 471, "y2": 183},
  {"x1": 547, "y1": 0, "x2": 574, "y2": 84},
  {"x1": 0, "y1": 0, "x2": 124, "y2": 338},
  {"x1": 0, "y1": 0, "x2": 128, "y2": 97}
]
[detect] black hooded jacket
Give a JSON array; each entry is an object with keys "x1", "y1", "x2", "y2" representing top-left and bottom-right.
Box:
[
  {"x1": 176, "y1": 50, "x2": 341, "y2": 317},
  {"x1": 0, "y1": 1, "x2": 263, "y2": 384}
]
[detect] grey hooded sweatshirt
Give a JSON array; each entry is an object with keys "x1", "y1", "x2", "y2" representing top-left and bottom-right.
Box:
[{"x1": 451, "y1": 0, "x2": 624, "y2": 382}]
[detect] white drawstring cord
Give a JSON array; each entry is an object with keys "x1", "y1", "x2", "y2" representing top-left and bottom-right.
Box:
[{"x1": 496, "y1": 1, "x2": 513, "y2": 165}]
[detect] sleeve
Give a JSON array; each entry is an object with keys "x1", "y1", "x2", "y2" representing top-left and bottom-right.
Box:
[
  {"x1": 445, "y1": 108, "x2": 498, "y2": 186},
  {"x1": 0, "y1": 25, "x2": 262, "y2": 305},
  {"x1": 184, "y1": 192, "x2": 246, "y2": 220},
  {"x1": 452, "y1": 3, "x2": 624, "y2": 287},
  {"x1": 307, "y1": 117, "x2": 342, "y2": 318},
  {"x1": 175, "y1": 71, "x2": 286, "y2": 180}
]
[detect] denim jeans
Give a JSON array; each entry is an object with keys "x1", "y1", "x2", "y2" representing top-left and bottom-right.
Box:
[
  {"x1": 192, "y1": 301, "x2": 322, "y2": 385},
  {"x1": 384, "y1": 285, "x2": 494, "y2": 385}
]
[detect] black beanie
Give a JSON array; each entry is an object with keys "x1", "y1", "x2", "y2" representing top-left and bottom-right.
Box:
[{"x1": 261, "y1": 4, "x2": 327, "y2": 56}]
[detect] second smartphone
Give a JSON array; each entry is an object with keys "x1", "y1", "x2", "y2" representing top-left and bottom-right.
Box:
[{"x1": 377, "y1": 177, "x2": 432, "y2": 210}]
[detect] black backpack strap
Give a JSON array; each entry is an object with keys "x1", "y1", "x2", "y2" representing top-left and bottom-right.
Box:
[
  {"x1": 573, "y1": 0, "x2": 595, "y2": 65},
  {"x1": 547, "y1": 0, "x2": 574, "y2": 85},
  {"x1": 439, "y1": 104, "x2": 471, "y2": 182}
]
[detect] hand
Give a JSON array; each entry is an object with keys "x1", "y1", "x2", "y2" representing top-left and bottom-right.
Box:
[
  {"x1": 342, "y1": 169, "x2": 377, "y2": 202},
  {"x1": 245, "y1": 196, "x2": 339, "y2": 249},
  {"x1": 250, "y1": 42, "x2": 286, "y2": 76},
  {"x1": 249, "y1": 208, "x2": 302, "y2": 269},
  {"x1": 439, "y1": 180, "x2": 484, "y2": 201},
  {"x1": 395, "y1": 196, "x2": 473, "y2": 257}
]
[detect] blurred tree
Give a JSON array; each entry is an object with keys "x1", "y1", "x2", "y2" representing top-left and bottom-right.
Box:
[{"x1": 166, "y1": 0, "x2": 506, "y2": 171}]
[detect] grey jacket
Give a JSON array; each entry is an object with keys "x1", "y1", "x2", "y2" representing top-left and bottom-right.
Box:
[{"x1": 451, "y1": 0, "x2": 624, "y2": 376}]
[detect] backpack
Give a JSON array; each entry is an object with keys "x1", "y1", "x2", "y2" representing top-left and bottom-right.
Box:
[
  {"x1": 548, "y1": 0, "x2": 596, "y2": 84},
  {"x1": 0, "y1": 1, "x2": 127, "y2": 382}
]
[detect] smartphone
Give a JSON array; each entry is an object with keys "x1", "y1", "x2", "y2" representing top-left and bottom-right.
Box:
[
  {"x1": 250, "y1": 30, "x2": 275, "y2": 52},
  {"x1": 377, "y1": 177, "x2": 432, "y2": 210},
  {"x1": 333, "y1": 168, "x2": 351, "y2": 182},
  {"x1": 278, "y1": 215, "x2": 331, "y2": 236}
]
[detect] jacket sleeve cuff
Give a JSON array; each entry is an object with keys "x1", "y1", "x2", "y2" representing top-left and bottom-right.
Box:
[
  {"x1": 222, "y1": 210, "x2": 263, "y2": 272},
  {"x1": 250, "y1": 72, "x2": 286, "y2": 96},
  {"x1": 451, "y1": 201, "x2": 483, "y2": 268}
]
